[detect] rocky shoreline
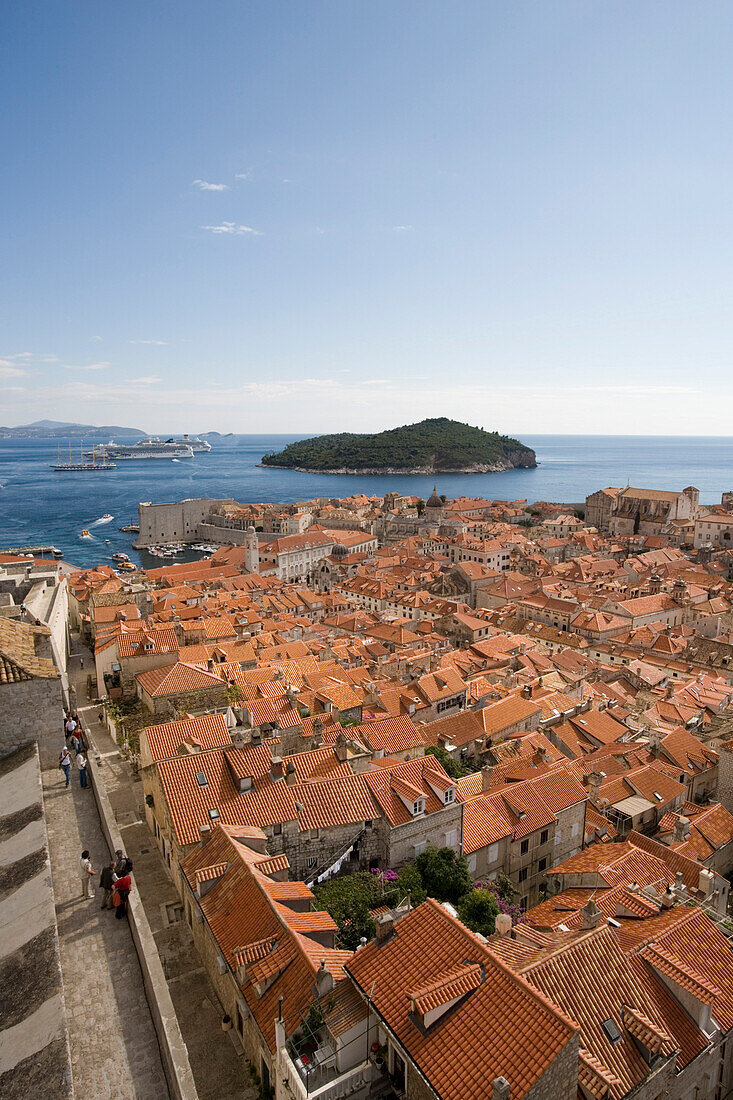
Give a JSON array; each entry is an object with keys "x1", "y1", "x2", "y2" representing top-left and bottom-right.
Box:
[{"x1": 257, "y1": 457, "x2": 536, "y2": 475}]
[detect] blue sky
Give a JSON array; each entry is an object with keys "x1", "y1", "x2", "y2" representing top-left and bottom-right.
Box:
[{"x1": 2, "y1": 1, "x2": 733, "y2": 435}]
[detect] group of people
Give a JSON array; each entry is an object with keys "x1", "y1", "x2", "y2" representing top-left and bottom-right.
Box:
[
  {"x1": 59, "y1": 711, "x2": 88, "y2": 788},
  {"x1": 78, "y1": 847, "x2": 133, "y2": 919}
]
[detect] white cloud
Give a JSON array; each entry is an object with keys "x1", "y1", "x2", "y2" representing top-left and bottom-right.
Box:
[
  {"x1": 131, "y1": 375, "x2": 162, "y2": 385},
  {"x1": 130, "y1": 339, "x2": 168, "y2": 346},
  {"x1": 0, "y1": 362, "x2": 26, "y2": 378},
  {"x1": 201, "y1": 222, "x2": 262, "y2": 236},
  {"x1": 192, "y1": 179, "x2": 229, "y2": 191},
  {"x1": 62, "y1": 361, "x2": 111, "y2": 371},
  {"x1": 392, "y1": 225, "x2": 414, "y2": 232},
  {"x1": 89, "y1": 335, "x2": 103, "y2": 342},
  {"x1": 235, "y1": 169, "x2": 254, "y2": 181}
]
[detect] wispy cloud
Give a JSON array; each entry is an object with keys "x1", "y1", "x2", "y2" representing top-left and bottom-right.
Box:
[
  {"x1": 192, "y1": 179, "x2": 229, "y2": 191},
  {"x1": 392, "y1": 225, "x2": 414, "y2": 232},
  {"x1": 62, "y1": 361, "x2": 111, "y2": 371},
  {"x1": 130, "y1": 339, "x2": 168, "y2": 346},
  {"x1": 131, "y1": 375, "x2": 162, "y2": 385},
  {"x1": 89, "y1": 335, "x2": 103, "y2": 343},
  {"x1": 0, "y1": 362, "x2": 27, "y2": 379},
  {"x1": 235, "y1": 169, "x2": 254, "y2": 182},
  {"x1": 201, "y1": 222, "x2": 262, "y2": 236}
]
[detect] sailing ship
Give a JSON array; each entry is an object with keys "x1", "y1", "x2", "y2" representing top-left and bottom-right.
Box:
[{"x1": 51, "y1": 442, "x2": 116, "y2": 471}]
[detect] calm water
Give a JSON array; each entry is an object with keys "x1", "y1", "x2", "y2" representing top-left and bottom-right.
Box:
[{"x1": 1, "y1": 434, "x2": 732, "y2": 569}]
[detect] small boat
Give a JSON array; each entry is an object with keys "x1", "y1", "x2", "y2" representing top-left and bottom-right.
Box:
[
  {"x1": 112, "y1": 552, "x2": 130, "y2": 562},
  {"x1": 95, "y1": 513, "x2": 114, "y2": 524},
  {"x1": 81, "y1": 529, "x2": 91, "y2": 539},
  {"x1": 104, "y1": 538, "x2": 110, "y2": 544},
  {"x1": 117, "y1": 561, "x2": 136, "y2": 572}
]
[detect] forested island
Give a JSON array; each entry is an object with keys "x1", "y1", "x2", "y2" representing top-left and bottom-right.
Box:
[{"x1": 260, "y1": 418, "x2": 537, "y2": 474}]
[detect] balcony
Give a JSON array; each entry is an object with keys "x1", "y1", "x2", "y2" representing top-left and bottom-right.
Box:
[{"x1": 279, "y1": 1045, "x2": 400, "y2": 1100}]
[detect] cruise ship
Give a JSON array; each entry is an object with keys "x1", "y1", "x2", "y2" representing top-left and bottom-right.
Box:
[{"x1": 86, "y1": 438, "x2": 196, "y2": 461}]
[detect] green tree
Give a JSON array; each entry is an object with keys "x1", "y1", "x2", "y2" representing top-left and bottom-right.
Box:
[
  {"x1": 458, "y1": 888, "x2": 500, "y2": 936},
  {"x1": 313, "y1": 871, "x2": 392, "y2": 948},
  {"x1": 414, "y1": 846, "x2": 472, "y2": 905},
  {"x1": 492, "y1": 871, "x2": 518, "y2": 904},
  {"x1": 396, "y1": 862, "x2": 427, "y2": 907},
  {"x1": 425, "y1": 745, "x2": 468, "y2": 779}
]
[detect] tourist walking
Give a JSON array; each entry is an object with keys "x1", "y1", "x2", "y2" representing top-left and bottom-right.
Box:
[
  {"x1": 79, "y1": 850, "x2": 95, "y2": 900},
  {"x1": 69, "y1": 730, "x2": 80, "y2": 755},
  {"x1": 113, "y1": 872, "x2": 132, "y2": 919},
  {"x1": 99, "y1": 861, "x2": 116, "y2": 909},
  {"x1": 59, "y1": 745, "x2": 72, "y2": 787},
  {"x1": 65, "y1": 714, "x2": 77, "y2": 740},
  {"x1": 75, "y1": 750, "x2": 88, "y2": 788},
  {"x1": 114, "y1": 849, "x2": 132, "y2": 877}
]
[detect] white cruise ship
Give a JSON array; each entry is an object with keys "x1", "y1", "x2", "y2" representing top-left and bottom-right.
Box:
[{"x1": 86, "y1": 438, "x2": 195, "y2": 461}]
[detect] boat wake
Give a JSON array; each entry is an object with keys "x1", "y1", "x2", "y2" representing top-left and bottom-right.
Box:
[{"x1": 91, "y1": 514, "x2": 114, "y2": 526}]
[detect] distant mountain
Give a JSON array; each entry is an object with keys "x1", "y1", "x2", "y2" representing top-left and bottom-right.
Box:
[
  {"x1": 0, "y1": 420, "x2": 147, "y2": 439},
  {"x1": 260, "y1": 417, "x2": 537, "y2": 474}
]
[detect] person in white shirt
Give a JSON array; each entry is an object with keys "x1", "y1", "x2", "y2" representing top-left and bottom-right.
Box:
[
  {"x1": 75, "y1": 751, "x2": 88, "y2": 789},
  {"x1": 78, "y1": 850, "x2": 95, "y2": 899},
  {"x1": 59, "y1": 746, "x2": 72, "y2": 787}
]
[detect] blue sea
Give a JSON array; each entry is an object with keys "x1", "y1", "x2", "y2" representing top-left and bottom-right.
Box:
[{"x1": 1, "y1": 434, "x2": 732, "y2": 569}]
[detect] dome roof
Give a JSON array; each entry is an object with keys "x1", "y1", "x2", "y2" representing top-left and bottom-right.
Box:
[{"x1": 426, "y1": 487, "x2": 443, "y2": 509}]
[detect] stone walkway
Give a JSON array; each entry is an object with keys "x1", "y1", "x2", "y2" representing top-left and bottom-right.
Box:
[
  {"x1": 67, "y1": 639, "x2": 256, "y2": 1100},
  {"x1": 43, "y1": 657, "x2": 170, "y2": 1098}
]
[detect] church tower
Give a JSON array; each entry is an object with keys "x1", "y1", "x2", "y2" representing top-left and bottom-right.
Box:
[{"x1": 244, "y1": 526, "x2": 259, "y2": 574}]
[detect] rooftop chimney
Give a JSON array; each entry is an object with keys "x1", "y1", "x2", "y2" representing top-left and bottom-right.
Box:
[
  {"x1": 481, "y1": 764, "x2": 494, "y2": 791},
  {"x1": 314, "y1": 959, "x2": 334, "y2": 997},
  {"x1": 495, "y1": 913, "x2": 512, "y2": 937},
  {"x1": 375, "y1": 912, "x2": 395, "y2": 945},
  {"x1": 492, "y1": 1078, "x2": 510, "y2": 1100},
  {"x1": 199, "y1": 823, "x2": 211, "y2": 847},
  {"x1": 580, "y1": 898, "x2": 602, "y2": 930},
  {"x1": 673, "y1": 815, "x2": 690, "y2": 843},
  {"x1": 270, "y1": 756, "x2": 285, "y2": 781},
  {"x1": 285, "y1": 761, "x2": 297, "y2": 786}
]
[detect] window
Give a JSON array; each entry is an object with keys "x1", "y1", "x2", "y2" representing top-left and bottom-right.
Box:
[
  {"x1": 412, "y1": 799, "x2": 425, "y2": 816},
  {"x1": 273, "y1": 822, "x2": 282, "y2": 836},
  {"x1": 601, "y1": 1019, "x2": 622, "y2": 1045},
  {"x1": 518, "y1": 867, "x2": 528, "y2": 882},
  {"x1": 308, "y1": 828, "x2": 320, "y2": 840},
  {"x1": 208, "y1": 808, "x2": 220, "y2": 820},
  {"x1": 307, "y1": 857, "x2": 317, "y2": 870},
  {"x1": 538, "y1": 858, "x2": 547, "y2": 873},
  {"x1": 520, "y1": 839, "x2": 529, "y2": 855},
  {"x1": 540, "y1": 829, "x2": 549, "y2": 845},
  {"x1": 195, "y1": 772, "x2": 208, "y2": 787},
  {"x1": 444, "y1": 788, "x2": 456, "y2": 804}
]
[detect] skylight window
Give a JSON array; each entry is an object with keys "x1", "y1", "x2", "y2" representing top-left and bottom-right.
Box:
[
  {"x1": 208, "y1": 808, "x2": 220, "y2": 820},
  {"x1": 601, "y1": 1018, "x2": 622, "y2": 1045},
  {"x1": 653, "y1": 791, "x2": 663, "y2": 801},
  {"x1": 196, "y1": 772, "x2": 208, "y2": 787}
]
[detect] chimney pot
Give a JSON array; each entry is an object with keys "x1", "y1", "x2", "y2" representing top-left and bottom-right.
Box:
[
  {"x1": 375, "y1": 912, "x2": 395, "y2": 944},
  {"x1": 492, "y1": 1078, "x2": 510, "y2": 1100},
  {"x1": 495, "y1": 913, "x2": 512, "y2": 936},
  {"x1": 199, "y1": 823, "x2": 212, "y2": 847}
]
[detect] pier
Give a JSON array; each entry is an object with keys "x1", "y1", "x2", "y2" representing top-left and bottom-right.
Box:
[{"x1": 0, "y1": 544, "x2": 63, "y2": 557}]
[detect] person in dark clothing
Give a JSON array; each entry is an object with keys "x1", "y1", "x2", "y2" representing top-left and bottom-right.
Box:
[
  {"x1": 113, "y1": 850, "x2": 129, "y2": 877},
  {"x1": 114, "y1": 874, "x2": 132, "y2": 919},
  {"x1": 99, "y1": 862, "x2": 116, "y2": 909}
]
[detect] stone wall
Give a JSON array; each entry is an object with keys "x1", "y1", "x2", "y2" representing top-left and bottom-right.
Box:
[
  {"x1": 717, "y1": 743, "x2": 733, "y2": 814},
  {"x1": 383, "y1": 802, "x2": 464, "y2": 867},
  {"x1": 0, "y1": 677, "x2": 65, "y2": 769},
  {"x1": 524, "y1": 1031, "x2": 578, "y2": 1100},
  {"x1": 136, "y1": 499, "x2": 236, "y2": 548}
]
